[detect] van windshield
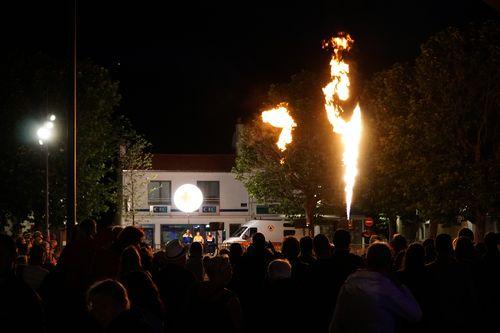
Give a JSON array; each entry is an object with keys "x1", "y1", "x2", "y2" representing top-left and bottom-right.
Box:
[{"x1": 232, "y1": 227, "x2": 248, "y2": 237}]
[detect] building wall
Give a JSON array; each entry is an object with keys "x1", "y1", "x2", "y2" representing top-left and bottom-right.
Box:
[{"x1": 122, "y1": 170, "x2": 256, "y2": 248}]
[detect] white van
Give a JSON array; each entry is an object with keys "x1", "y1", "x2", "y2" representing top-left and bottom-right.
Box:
[{"x1": 223, "y1": 219, "x2": 298, "y2": 248}]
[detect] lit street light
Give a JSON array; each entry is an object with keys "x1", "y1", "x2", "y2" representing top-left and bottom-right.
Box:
[{"x1": 37, "y1": 115, "x2": 56, "y2": 241}]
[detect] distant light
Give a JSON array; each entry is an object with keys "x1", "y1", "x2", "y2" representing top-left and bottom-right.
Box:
[
  {"x1": 45, "y1": 121, "x2": 54, "y2": 129},
  {"x1": 173, "y1": 184, "x2": 203, "y2": 213},
  {"x1": 49, "y1": 115, "x2": 56, "y2": 121},
  {"x1": 38, "y1": 139, "x2": 44, "y2": 146},
  {"x1": 37, "y1": 127, "x2": 51, "y2": 140}
]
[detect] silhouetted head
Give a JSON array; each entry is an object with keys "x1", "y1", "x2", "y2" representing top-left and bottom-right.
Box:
[
  {"x1": 29, "y1": 244, "x2": 46, "y2": 266},
  {"x1": 390, "y1": 234, "x2": 407, "y2": 252},
  {"x1": 313, "y1": 234, "x2": 331, "y2": 259},
  {"x1": 78, "y1": 219, "x2": 97, "y2": 239},
  {"x1": 252, "y1": 232, "x2": 266, "y2": 249},
  {"x1": 484, "y1": 232, "x2": 499, "y2": 253},
  {"x1": 115, "y1": 226, "x2": 144, "y2": 252},
  {"x1": 458, "y1": 227, "x2": 474, "y2": 242},
  {"x1": 0, "y1": 234, "x2": 16, "y2": 276},
  {"x1": 435, "y1": 234, "x2": 453, "y2": 256},
  {"x1": 87, "y1": 279, "x2": 130, "y2": 328},
  {"x1": 189, "y1": 241, "x2": 203, "y2": 258},
  {"x1": 203, "y1": 255, "x2": 232, "y2": 287},
  {"x1": 403, "y1": 243, "x2": 425, "y2": 271},
  {"x1": 299, "y1": 236, "x2": 313, "y2": 255},
  {"x1": 369, "y1": 235, "x2": 384, "y2": 244},
  {"x1": 229, "y1": 243, "x2": 243, "y2": 263},
  {"x1": 366, "y1": 242, "x2": 392, "y2": 273},
  {"x1": 454, "y1": 236, "x2": 476, "y2": 263},
  {"x1": 268, "y1": 259, "x2": 291, "y2": 281},
  {"x1": 333, "y1": 229, "x2": 351, "y2": 251},
  {"x1": 281, "y1": 236, "x2": 300, "y2": 261}
]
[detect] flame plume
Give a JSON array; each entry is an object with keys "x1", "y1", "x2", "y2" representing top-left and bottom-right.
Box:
[
  {"x1": 322, "y1": 33, "x2": 362, "y2": 220},
  {"x1": 261, "y1": 103, "x2": 297, "y2": 152}
]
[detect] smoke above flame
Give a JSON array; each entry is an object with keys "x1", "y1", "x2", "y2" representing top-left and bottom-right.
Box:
[
  {"x1": 322, "y1": 33, "x2": 362, "y2": 220},
  {"x1": 261, "y1": 103, "x2": 297, "y2": 151}
]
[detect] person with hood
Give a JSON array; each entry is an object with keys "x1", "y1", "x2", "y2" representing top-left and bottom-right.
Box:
[{"x1": 330, "y1": 242, "x2": 422, "y2": 333}]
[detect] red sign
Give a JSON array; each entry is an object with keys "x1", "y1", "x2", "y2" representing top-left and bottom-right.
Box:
[{"x1": 364, "y1": 217, "x2": 374, "y2": 228}]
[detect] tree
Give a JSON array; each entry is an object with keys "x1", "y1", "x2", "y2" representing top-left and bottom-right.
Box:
[
  {"x1": 233, "y1": 71, "x2": 343, "y2": 231},
  {"x1": 121, "y1": 132, "x2": 153, "y2": 226},
  {"x1": 361, "y1": 22, "x2": 500, "y2": 240},
  {"x1": 0, "y1": 53, "x2": 148, "y2": 231}
]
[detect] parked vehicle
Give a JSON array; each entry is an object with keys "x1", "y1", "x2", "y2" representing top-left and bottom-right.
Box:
[{"x1": 222, "y1": 219, "x2": 297, "y2": 248}]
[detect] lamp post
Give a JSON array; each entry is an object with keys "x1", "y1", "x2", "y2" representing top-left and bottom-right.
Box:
[{"x1": 37, "y1": 115, "x2": 56, "y2": 241}]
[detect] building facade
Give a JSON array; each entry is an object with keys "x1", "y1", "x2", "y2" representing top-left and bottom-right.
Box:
[{"x1": 122, "y1": 154, "x2": 278, "y2": 248}]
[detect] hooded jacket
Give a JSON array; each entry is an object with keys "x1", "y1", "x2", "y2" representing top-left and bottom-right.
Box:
[{"x1": 330, "y1": 270, "x2": 422, "y2": 333}]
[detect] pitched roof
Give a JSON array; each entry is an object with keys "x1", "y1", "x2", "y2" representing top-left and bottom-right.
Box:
[{"x1": 151, "y1": 154, "x2": 236, "y2": 172}]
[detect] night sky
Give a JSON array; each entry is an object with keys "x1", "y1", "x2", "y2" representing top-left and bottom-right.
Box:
[{"x1": 2, "y1": 1, "x2": 498, "y2": 153}]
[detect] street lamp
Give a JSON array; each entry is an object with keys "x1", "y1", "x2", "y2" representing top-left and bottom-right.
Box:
[{"x1": 37, "y1": 115, "x2": 56, "y2": 241}]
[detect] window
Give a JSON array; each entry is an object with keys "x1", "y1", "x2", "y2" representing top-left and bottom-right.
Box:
[
  {"x1": 148, "y1": 181, "x2": 171, "y2": 205},
  {"x1": 197, "y1": 181, "x2": 220, "y2": 204},
  {"x1": 284, "y1": 230, "x2": 296, "y2": 237},
  {"x1": 233, "y1": 227, "x2": 247, "y2": 238}
]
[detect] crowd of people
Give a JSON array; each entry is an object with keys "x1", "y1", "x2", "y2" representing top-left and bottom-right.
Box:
[{"x1": 0, "y1": 221, "x2": 499, "y2": 333}]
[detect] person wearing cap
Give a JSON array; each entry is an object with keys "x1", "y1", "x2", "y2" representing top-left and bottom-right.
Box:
[{"x1": 154, "y1": 240, "x2": 196, "y2": 332}]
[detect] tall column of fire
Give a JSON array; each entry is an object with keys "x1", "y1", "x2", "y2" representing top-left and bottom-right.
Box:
[{"x1": 322, "y1": 33, "x2": 362, "y2": 220}]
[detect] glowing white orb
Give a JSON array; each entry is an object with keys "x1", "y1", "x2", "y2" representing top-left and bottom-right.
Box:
[
  {"x1": 173, "y1": 184, "x2": 203, "y2": 213},
  {"x1": 49, "y1": 115, "x2": 56, "y2": 121},
  {"x1": 37, "y1": 127, "x2": 51, "y2": 140}
]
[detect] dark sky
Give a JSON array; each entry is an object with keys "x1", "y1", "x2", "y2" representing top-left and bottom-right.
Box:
[{"x1": 2, "y1": 1, "x2": 498, "y2": 153}]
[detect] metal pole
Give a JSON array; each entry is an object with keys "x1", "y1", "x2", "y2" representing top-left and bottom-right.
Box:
[
  {"x1": 45, "y1": 146, "x2": 50, "y2": 241},
  {"x1": 66, "y1": 0, "x2": 77, "y2": 243}
]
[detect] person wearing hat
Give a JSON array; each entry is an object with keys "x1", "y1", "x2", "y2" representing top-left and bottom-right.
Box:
[{"x1": 155, "y1": 240, "x2": 195, "y2": 332}]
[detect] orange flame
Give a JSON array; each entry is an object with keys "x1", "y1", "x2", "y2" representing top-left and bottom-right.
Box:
[
  {"x1": 261, "y1": 103, "x2": 297, "y2": 151},
  {"x1": 323, "y1": 33, "x2": 362, "y2": 220}
]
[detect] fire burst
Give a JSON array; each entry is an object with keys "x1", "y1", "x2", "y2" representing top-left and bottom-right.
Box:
[
  {"x1": 261, "y1": 103, "x2": 297, "y2": 152},
  {"x1": 323, "y1": 33, "x2": 362, "y2": 220}
]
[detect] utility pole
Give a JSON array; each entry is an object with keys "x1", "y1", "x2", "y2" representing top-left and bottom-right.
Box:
[{"x1": 67, "y1": 0, "x2": 77, "y2": 243}]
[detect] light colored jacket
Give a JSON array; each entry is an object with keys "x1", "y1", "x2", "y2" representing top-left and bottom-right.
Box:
[{"x1": 330, "y1": 270, "x2": 422, "y2": 333}]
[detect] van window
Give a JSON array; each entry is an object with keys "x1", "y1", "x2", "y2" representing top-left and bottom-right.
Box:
[
  {"x1": 283, "y1": 222, "x2": 294, "y2": 228},
  {"x1": 249, "y1": 227, "x2": 258, "y2": 238},
  {"x1": 283, "y1": 230, "x2": 296, "y2": 237},
  {"x1": 232, "y1": 227, "x2": 248, "y2": 237}
]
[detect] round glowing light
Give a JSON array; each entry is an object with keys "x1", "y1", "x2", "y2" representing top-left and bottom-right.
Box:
[
  {"x1": 49, "y1": 114, "x2": 56, "y2": 121},
  {"x1": 45, "y1": 121, "x2": 54, "y2": 129},
  {"x1": 173, "y1": 184, "x2": 203, "y2": 213},
  {"x1": 37, "y1": 127, "x2": 51, "y2": 141}
]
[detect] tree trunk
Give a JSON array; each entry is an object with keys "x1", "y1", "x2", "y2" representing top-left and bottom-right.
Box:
[
  {"x1": 305, "y1": 200, "x2": 315, "y2": 237},
  {"x1": 429, "y1": 219, "x2": 438, "y2": 239},
  {"x1": 475, "y1": 212, "x2": 486, "y2": 242}
]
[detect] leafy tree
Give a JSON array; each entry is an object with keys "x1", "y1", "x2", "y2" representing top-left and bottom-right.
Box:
[
  {"x1": 0, "y1": 53, "x2": 148, "y2": 232},
  {"x1": 233, "y1": 71, "x2": 343, "y2": 230},
  {"x1": 361, "y1": 22, "x2": 500, "y2": 239},
  {"x1": 121, "y1": 131, "x2": 153, "y2": 226}
]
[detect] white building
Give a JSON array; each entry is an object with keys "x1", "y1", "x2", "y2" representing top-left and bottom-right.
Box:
[{"x1": 122, "y1": 154, "x2": 278, "y2": 248}]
